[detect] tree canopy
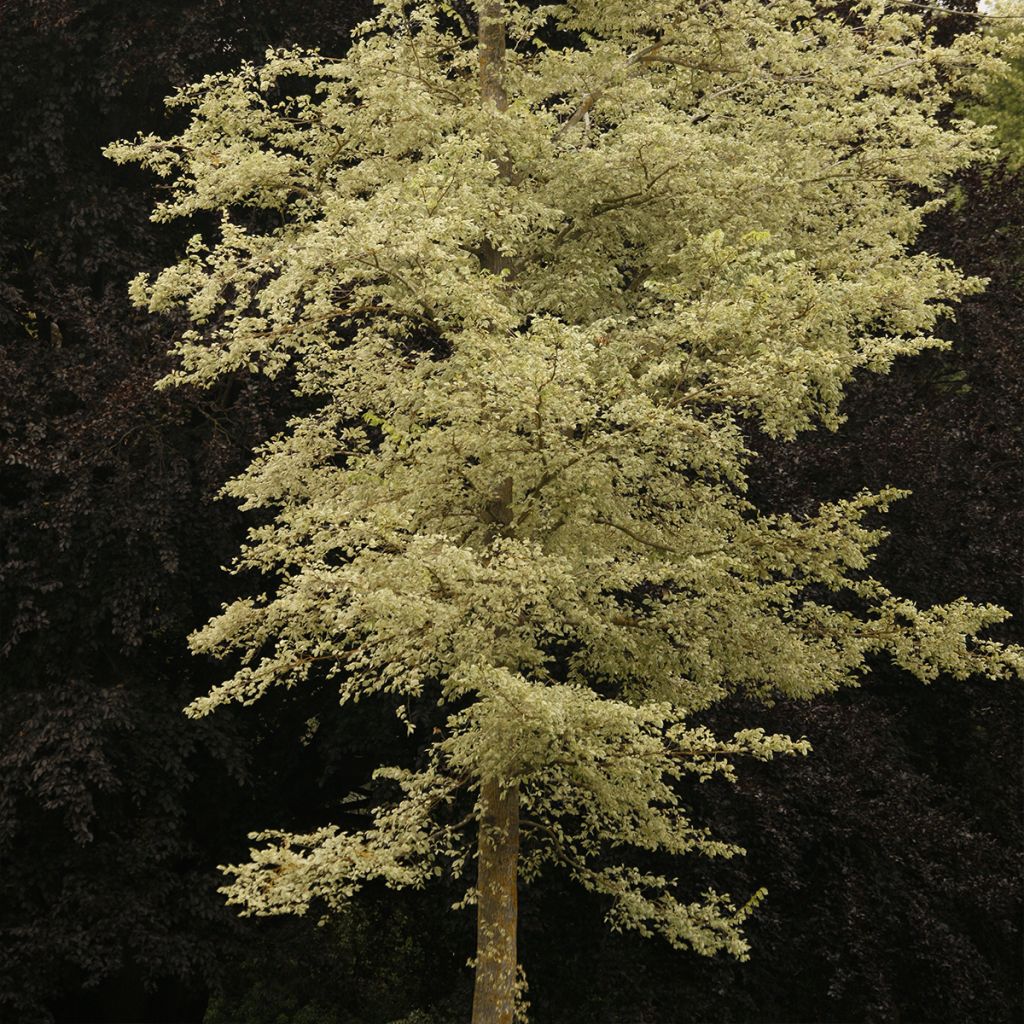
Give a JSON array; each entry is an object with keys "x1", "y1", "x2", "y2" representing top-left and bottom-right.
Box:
[{"x1": 106, "y1": 2, "x2": 1024, "y2": 1019}]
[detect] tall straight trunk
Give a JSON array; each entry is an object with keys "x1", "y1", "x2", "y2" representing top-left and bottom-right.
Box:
[
  {"x1": 471, "y1": 777, "x2": 521, "y2": 1024},
  {"x1": 473, "y1": 9, "x2": 520, "y2": 1021}
]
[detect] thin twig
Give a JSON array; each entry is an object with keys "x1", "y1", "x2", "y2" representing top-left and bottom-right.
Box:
[
  {"x1": 554, "y1": 42, "x2": 666, "y2": 141},
  {"x1": 883, "y1": 0, "x2": 1022, "y2": 19}
]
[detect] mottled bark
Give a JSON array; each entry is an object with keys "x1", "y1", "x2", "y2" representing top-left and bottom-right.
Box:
[
  {"x1": 477, "y1": 1, "x2": 507, "y2": 112},
  {"x1": 471, "y1": 778, "x2": 520, "y2": 1024}
]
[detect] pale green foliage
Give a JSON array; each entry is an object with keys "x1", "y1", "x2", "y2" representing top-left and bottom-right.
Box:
[
  {"x1": 960, "y1": 6, "x2": 1024, "y2": 169},
  {"x1": 109, "y1": 0, "x2": 1022, "y2": 961}
]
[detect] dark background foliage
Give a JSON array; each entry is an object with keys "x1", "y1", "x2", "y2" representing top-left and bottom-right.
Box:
[{"x1": 1, "y1": 2, "x2": 1019, "y2": 1022}]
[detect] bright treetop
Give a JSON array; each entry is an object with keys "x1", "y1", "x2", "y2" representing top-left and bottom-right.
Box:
[{"x1": 108, "y1": 2, "x2": 1021, "y2": 1020}]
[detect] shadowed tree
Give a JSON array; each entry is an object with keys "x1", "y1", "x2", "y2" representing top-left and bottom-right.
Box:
[{"x1": 0, "y1": 2, "x2": 372, "y2": 1019}]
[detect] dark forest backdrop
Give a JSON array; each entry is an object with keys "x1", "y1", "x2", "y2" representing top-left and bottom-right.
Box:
[{"x1": 1, "y1": 2, "x2": 1020, "y2": 1022}]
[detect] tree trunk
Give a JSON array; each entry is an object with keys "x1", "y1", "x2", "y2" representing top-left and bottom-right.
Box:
[
  {"x1": 477, "y1": 0, "x2": 514, "y2": 281},
  {"x1": 478, "y1": 1, "x2": 508, "y2": 113},
  {"x1": 473, "y1": 12, "x2": 520, "y2": 1018},
  {"x1": 471, "y1": 777, "x2": 520, "y2": 1024}
]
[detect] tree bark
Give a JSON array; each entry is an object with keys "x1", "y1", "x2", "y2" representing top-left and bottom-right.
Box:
[
  {"x1": 477, "y1": 0, "x2": 514, "y2": 280},
  {"x1": 478, "y1": 1, "x2": 508, "y2": 113},
  {"x1": 473, "y1": 12, "x2": 520, "y2": 1018},
  {"x1": 471, "y1": 777, "x2": 520, "y2": 1024}
]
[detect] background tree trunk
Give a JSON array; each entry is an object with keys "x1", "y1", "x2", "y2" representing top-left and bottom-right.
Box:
[{"x1": 471, "y1": 778, "x2": 520, "y2": 1024}]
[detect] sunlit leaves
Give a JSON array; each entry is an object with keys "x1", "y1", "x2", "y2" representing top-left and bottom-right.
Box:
[{"x1": 110, "y1": 0, "x2": 1022, "y2": 963}]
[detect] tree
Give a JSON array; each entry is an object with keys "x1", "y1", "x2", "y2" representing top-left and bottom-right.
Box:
[
  {"x1": 107, "y1": 3, "x2": 1022, "y2": 1021},
  {"x1": 0, "y1": 2, "x2": 373, "y2": 1019}
]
